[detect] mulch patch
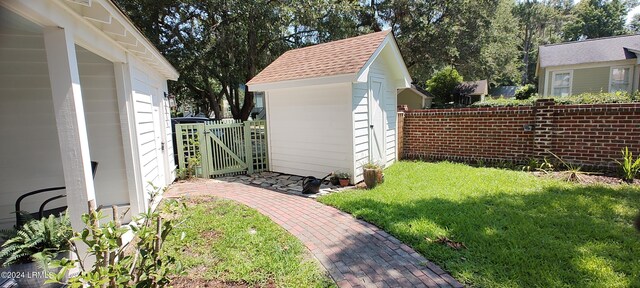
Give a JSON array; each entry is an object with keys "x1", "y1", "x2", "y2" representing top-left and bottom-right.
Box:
[
  {"x1": 533, "y1": 171, "x2": 639, "y2": 186},
  {"x1": 171, "y1": 277, "x2": 249, "y2": 288}
]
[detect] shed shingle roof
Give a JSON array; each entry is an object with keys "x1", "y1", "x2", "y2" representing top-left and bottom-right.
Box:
[
  {"x1": 539, "y1": 34, "x2": 640, "y2": 68},
  {"x1": 247, "y1": 30, "x2": 391, "y2": 85}
]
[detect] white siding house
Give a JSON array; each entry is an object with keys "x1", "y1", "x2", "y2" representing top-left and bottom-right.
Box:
[
  {"x1": 248, "y1": 31, "x2": 411, "y2": 183},
  {"x1": 0, "y1": 0, "x2": 178, "y2": 231}
]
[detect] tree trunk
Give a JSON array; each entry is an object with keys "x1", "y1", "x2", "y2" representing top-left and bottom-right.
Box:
[
  {"x1": 240, "y1": 13, "x2": 258, "y2": 121},
  {"x1": 208, "y1": 91, "x2": 222, "y2": 120},
  {"x1": 240, "y1": 90, "x2": 254, "y2": 120},
  {"x1": 521, "y1": 27, "x2": 531, "y2": 85}
]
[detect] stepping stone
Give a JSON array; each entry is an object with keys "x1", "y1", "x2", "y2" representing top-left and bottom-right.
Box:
[
  {"x1": 279, "y1": 180, "x2": 294, "y2": 186},
  {"x1": 289, "y1": 176, "x2": 303, "y2": 181}
]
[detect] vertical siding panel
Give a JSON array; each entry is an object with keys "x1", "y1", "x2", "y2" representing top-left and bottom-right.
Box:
[
  {"x1": 266, "y1": 83, "x2": 352, "y2": 177},
  {"x1": 0, "y1": 30, "x2": 65, "y2": 228}
]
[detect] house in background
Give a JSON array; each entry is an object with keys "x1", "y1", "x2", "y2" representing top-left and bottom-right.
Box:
[
  {"x1": 397, "y1": 84, "x2": 434, "y2": 109},
  {"x1": 457, "y1": 80, "x2": 488, "y2": 105},
  {"x1": 489, "y1": 86, "x2": 518, "y2": 99},
  {"x1": 251, "y1": 91, "x2": 266, "y2": 119},
  {"x1": 0, "y1": 0, "x2": 178, "y2": 232},
  {"x1": 247, "y1": 30, "x2": 411, "y2": 183},
  {"x1": 537, "y1": 34, "x2": 640, "y2": 96}
]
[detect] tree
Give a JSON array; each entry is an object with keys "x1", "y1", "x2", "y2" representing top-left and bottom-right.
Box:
[
  {"x1": 628, "y1": 13, "x2": 640, "y2": 33},
  {"x1": 564, "y1": 0, "x2": 635, "y2": 41},
  {"x1": 425, "y1": 66, "x2": 463, "y2": 104},
  {"x1": 115, "y1": 0, "x2": 365, "y2": 120},
  {"x1": 472, "y1": 0, "x2": 522, "y2": 86},
  {"x1": 514, "y1": 0, "x2": 572, "y2": 85},
  {"x1": 376, "y1": 0, "x2": 521, "y2": 86}
]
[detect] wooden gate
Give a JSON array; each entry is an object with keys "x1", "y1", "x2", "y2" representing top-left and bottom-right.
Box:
[{"x1": 175, "y1": 120, "x2": 268, "y2": 178}]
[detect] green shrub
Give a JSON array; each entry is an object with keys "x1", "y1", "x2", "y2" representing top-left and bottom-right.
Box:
[
  {"x1": 616, "y1": 147, "x2": 640, "y2": 183},
  {"x1": 48, "y1": 185, "x2": 186, "y2": 287},
  {"x1": 472, "y1": 97, "x2": 535, "y2": 107},
  {"x1": 553, "y1": 91, "x2": 636, "y2": 105},
  {"x1": 515, "y1": 84, "x2": 537, "y2": 100},
  {"x1": 0, "y1": 214, "x2": 72, "y2": 266},
  {"x1": 426, "y1": 66, "x2": 463, "y2": 104},
  {"x1": 472, "y1": 91, "x2": 638, "y2": 107}
]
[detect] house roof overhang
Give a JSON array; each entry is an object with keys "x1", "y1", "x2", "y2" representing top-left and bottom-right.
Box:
[
  {"x1": 1, "y1": 0, "x2": 179, "y2": 81},
  {"x1": 625, "y1": 47, "x2": 640, "y2": 64},
  {"x1": 397, "y1": 86, "x2": 433, "y2": 99}
]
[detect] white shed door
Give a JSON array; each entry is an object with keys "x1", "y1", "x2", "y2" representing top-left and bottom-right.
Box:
[
  {"x1": 368, "y1": 77, "x2": 385, "y2": 165},
  {"x1": 151, "y1": 89, "x2": 166, "y2": 187}
]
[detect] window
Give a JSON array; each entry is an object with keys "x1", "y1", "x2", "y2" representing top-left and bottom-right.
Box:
[
  {"x1": 610, "y1": 66, "x2": 632, "y2": 92},
  {"x1": 551, "y1": 71, "x2": 572, "y2": 96}
]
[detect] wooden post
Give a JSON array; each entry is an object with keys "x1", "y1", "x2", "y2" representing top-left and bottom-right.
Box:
[
  {"x1": 244, "y1": 121, "x2": 254, "y2": 174},
  {"x1": 114, "y1": 61, "x2": 143, "y2": 217},
  {"x1": 43, "y1": 27, "x2": 96, "y2": 233},
  {"x1": 196, "y1": 123, "x2": 209, "y2": 177},
  {"x1": 175, "y1": 125, "x2": 186, "y2": 170}
]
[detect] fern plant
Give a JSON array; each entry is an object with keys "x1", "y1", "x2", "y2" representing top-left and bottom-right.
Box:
[
  {"x1": 0, "y1": 214, "x2": 72, "y2": 266},
  {"x1": 616, "y1": 147, "x2": 640, "y2": 183},
  {"x1": 546, "y1": 150, "x2": 590, "y2": 182}
]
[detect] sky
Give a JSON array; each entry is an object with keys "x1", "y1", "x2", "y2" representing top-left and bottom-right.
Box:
[
  {"x1": 628, "y1": 6, "x2": 640, "y2": 22},
  {"x1": 571, "y1": 0, "x2": 639, "y2": 23}
]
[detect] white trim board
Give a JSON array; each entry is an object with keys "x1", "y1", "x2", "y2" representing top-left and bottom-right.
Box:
[
  {"x1": 247, "y1": 73, "x2": 355, "y2": 91},
  {"x1": 543, "y1": 59, "x2": 636, "y2": 72}
]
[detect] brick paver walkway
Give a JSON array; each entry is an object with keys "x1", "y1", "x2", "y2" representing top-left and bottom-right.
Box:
[{"x1": 167, "y1": 180, "x2": 463, "y2": 288}]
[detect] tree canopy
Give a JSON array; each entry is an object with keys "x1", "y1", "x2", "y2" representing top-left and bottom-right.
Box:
[
  {"x1": 426, "y1": 66, "x2": 464, "y2": 104},
  {"x1": 564, "y1": 0, "x2": 635, "y2": 40},
  {"x1": 114, "y1": 0, "x2": 640, "y2": 113}
]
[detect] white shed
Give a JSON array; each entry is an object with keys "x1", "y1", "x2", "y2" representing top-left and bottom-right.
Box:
[
  {"x1": 247, "y1": 31, "x2": 411, "y2": 183},
  {"x1": 0, "y1": 0, "x2": 178, "y2": 231}
]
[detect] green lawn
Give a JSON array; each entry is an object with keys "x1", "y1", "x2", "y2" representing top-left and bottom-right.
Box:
[
  {"x1": 318, "y1": 161, "x2": 640, "y2": 288},
  {"x1": 164, "y1": 197, "x2": 334, "y2": 287}
]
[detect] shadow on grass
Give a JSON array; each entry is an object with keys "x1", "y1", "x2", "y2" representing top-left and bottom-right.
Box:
[{"x1": 324, "y1": 184, "x2": 640, "y2": 287}]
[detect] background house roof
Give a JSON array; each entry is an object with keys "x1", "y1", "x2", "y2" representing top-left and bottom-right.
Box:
[
  {"x1": 490, "y1": 86, "x2": 518, "y2": 98},
  {"x1": 398, "y1": 85, "x2": 434, "y2": 99},
  {"x1": 457, "y1": 80, "x2": 488, "y2": 96},
  {"x1": 247, "y1": 30, "x2": 391, "y2": 85},
  {"x1": 539, "y1": 34, "x2": 640, "y2": 68}
]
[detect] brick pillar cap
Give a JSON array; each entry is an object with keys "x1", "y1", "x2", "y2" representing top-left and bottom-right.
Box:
[{"x1": 397, "y1": 105, "x2": 409, "y2": 112}]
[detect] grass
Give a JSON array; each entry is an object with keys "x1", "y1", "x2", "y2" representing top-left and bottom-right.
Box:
[
  {"x1": 318, "y1": 161, "x2": 640, "y2": 288},
  {"x1": 164, "y1": 197, "x2": 334, "y2": 287}
]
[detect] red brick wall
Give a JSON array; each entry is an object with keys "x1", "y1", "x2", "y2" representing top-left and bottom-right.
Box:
[
  {"x1": 550, "y1": 103, "x2": 640, "y2": 168},
  {"x1": 401, "y1": 99, "x2": 640, "y2": 169}
]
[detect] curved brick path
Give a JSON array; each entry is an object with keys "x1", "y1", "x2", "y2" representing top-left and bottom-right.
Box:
[{"x1": 167, "y1": 180, "x2": 463, "y2": 288}]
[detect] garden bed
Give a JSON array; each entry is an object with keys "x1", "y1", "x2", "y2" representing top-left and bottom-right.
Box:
[{"x1": 534, "y1": 171, "x2": 640, "y2": 186}]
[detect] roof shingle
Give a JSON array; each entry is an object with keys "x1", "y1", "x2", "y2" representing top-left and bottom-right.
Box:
[
  {"x1": 247, "y1": 30, "x2": 391, "y2": 85},
  {"x1": 539, "y1": 34, "x2": 640, "y2": 68}
]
